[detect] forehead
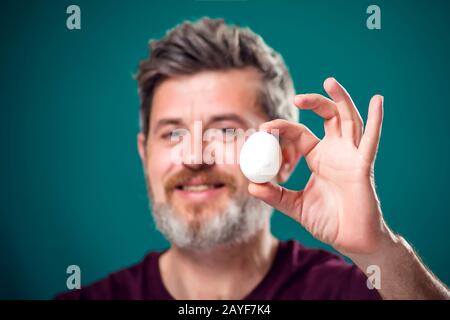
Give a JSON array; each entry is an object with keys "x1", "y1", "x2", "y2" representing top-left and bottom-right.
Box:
[{"x1": 150, "y1": 68, "x2": 268, "y2": 127}]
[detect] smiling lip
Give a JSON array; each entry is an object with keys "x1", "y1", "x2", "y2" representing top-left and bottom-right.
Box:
[{"x1": 174, "y1": 182, "x2": 226, "y2": 201}]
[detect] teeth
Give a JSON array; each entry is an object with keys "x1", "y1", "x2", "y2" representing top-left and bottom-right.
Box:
[{"x1": 181, "y1": 184, "x2": 216, "y2": 192}]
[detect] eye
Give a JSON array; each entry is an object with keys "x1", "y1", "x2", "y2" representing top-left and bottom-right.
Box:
[
  {"x1": 219, "y1": 128, "x2": 242, "y2": 142},
  {"x1": 220, "y1": 128, "x2": 237, "y2": 135},
  {"x1": 161, "y1": 129, "x2": 187, "y2": 140}
]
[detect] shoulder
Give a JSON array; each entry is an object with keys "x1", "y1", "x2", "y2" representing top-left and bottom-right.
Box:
[
  {"x1": 269, "y1": 240, "x2": 381, "y2": 300},
  {"x1": 54, "y1": 251, "x2": 161, "y2": 300}
]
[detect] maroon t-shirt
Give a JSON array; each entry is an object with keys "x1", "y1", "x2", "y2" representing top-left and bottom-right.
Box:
[{"x1": 55, "y1": 240, "x2": 381, "y2": 300}]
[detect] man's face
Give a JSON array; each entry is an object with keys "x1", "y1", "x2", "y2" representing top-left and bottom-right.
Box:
[{"x1": 139, "y1": 68, "x2": 272, "y2": 249}]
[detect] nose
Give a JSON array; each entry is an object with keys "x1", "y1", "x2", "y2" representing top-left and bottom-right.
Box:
[
  {"x1": 183, "y1": 154, "x2": 211, "y2": 171},
  {"x1": 182, "y1": 123, "x2": 210, "y2": 171}
]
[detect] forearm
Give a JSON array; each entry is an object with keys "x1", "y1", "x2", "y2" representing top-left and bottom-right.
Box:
[{"x1": 348, "y1": 231, "x2": 450, "y2": 300}]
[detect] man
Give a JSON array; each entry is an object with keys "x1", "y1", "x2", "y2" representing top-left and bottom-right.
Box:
[{"x1": 56, "y1": 18, "x2": 449, "y2": 300}]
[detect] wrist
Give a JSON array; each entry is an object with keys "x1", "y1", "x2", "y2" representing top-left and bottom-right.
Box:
[
  {"x1": 347, "y1": 231, "x2": 450, "y2": 299},
  {"x1": 347, "y1": 225, "x2": 406, "y2": 271}
]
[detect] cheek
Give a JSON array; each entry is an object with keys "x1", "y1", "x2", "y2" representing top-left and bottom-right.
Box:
[
  {"x1": 205, "y1": 140, "x2": 250, "y2": 191},
  {"x1": 146, "y1": 144, "x2": 174, "y2": 200},
  {"x1": 204, "y1": 138, "x2": 246, "y2": 166},
  {"x1": 217, "y1": 162, "x2": 249, "y2": 194}
]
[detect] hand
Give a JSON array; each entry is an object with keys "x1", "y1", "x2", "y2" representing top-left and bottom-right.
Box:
[
  {"x1": 249, "y1": 77, "x2": 450, "y2": 299},
  {"x1": 249, "y1": 77, "x2": 394, "y2": 255}
]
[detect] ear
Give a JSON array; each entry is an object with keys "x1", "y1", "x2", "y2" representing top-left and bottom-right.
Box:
[
  {"x1": 137, "y1": 132, "x2": 147, "y2": 164},
  {"x1": 276, "y1": 139, "x2": 300, "y2": 184}
]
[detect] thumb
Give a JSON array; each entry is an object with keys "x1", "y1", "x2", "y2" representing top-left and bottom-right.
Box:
[{"x1": 248, "y1": 182, "x2": 303, "y2": 223}]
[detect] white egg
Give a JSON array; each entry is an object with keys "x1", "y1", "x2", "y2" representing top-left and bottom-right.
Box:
[{"x1": 239, "y1": 131, "x2": 282, "y2": 184}]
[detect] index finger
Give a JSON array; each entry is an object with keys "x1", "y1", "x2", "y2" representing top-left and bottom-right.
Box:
[
  {"x1": 294, "y1": 93, "x2": 341, "y2": 137},
  {"x1": 259, "y1": 119, "x2": 320, "y2": 159},
  {"x1": 323, "y1": 77, "x2": 364, "y2": 145}
]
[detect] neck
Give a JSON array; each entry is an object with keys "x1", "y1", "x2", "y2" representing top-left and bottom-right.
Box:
[{"x1": 159, "y1": 223, "x2": 279, "y2": 299}]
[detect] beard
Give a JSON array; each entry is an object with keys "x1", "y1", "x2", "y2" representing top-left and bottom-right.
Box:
[
  {"x1": 145, "y1": 169, "x2": 273, "y2": 251},
  {"x1": 151, "y1": 195, "x2": 272, "y2": 250}
]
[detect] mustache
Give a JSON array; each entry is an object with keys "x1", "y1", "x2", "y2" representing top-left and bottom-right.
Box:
[{"x1": 164, "y1": 168, "x2": 237, "y2": 193}]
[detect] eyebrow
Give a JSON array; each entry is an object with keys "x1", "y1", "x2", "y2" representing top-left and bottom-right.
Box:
[
  {"x1": 153, "y1": 113, "x2": 249, "y2": 133},
  {"x1": 153, "y1": 118, "x2": 183, "y2": 133},
  {"x1": 208, "y1": 114, "x2": 249, "y2": 128}
]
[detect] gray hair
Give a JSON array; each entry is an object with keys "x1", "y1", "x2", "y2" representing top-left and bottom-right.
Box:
[
  {"x1": 151, "y1": 194, "x2": 273, "y2": 250},
  {"x1": 135, "y1": 17, "x2": 298, "y2": 138}
]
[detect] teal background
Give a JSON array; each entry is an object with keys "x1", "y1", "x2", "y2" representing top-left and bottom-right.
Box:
[{"x1": 1, "y1": 0, "x2": 449, "y2": 299}]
